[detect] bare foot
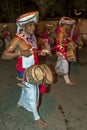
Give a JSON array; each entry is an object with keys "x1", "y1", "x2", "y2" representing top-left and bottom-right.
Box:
[
  {"x1": 17, "y1": 83, "x2": 27, "y2": 88},
  {"x1": 17, "y1": 104, "x2": 21, "y2": 108},
  {"x1": 66, "y1": 82, "x2": 75, "y2": 86},
  {"x1": 16, "y1": 76, "x2": 23, "y2": 81},
  {"x1": 36, "y1": 118, "x2": 47, "y2": 128}
]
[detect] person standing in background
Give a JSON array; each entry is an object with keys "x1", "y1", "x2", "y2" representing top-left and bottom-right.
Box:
[
  {"x1": 55, "y1": 17, "x2": 75, "y2": 86},
  {"x1": 3, "y1": 24, "x2": 11, "y2": 48},
  {"x1": 71, "y1": 19, "x2": 83, "y2": 61}
]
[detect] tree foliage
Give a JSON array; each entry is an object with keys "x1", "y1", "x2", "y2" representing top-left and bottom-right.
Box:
[{"x1": 0, "y1": 0, "x2": 87, "y2": 22}]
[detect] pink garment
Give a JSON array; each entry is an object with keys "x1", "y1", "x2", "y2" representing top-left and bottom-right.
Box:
[
  {"x1": 43, "y1": 33, "x2": 51, "y2": 44},
  {"x1": 4, "y1": 31, "x2": 10, "y2": 38}
]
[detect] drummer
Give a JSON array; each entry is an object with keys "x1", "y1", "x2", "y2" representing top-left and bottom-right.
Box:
[
  {"x1": 2, "y1": 11, "x2": 47, "y2": 128},
  {"x1": 55, "y1": 17, "x2": 75, "y2": 86}
]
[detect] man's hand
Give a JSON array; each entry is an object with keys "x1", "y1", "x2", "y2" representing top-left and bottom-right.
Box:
[
  {"x1": 40, "y1": 49, "x2": 50, "y2": 56},
  {"x1": 31, "y1": 48, "x2": 37, "y2": 54}
]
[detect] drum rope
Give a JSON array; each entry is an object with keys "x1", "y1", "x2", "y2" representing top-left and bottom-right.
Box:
[{"x1": 32, "y1": 45, "x2": 58, "y2": 54}]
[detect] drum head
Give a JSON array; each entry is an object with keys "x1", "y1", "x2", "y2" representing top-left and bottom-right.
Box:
[
  {"x1": 67, "y1": 49, "x2": 76, "y2": 62},
  {"x1": 41, "y1": 64, "x2": 53, "y2": 84},
  {"x1": 25, "y1": 65, "x2": 44, "y2": 85},
  {"x1": 32, "y1": 65, "x2": 44, "y2": 81}
]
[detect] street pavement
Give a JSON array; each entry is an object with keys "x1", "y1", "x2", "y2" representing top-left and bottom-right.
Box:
[{"x1": 0, "y1": 47, "x2": 87, "y2": 130}]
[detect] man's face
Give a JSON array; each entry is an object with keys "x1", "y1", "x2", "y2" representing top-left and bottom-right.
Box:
[{"x1": 25, "y1": 23, "x2": 35, "y2": 34}]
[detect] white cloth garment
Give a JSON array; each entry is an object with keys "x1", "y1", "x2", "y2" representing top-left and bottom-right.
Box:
[
  {"x1": 22, "y1": 55, "x2": 34, "y2": 69},
  {"x1": 18, "y1": 55, "x2": 40, "y2": 121},
  {"x1": 18, "y1": 81, "x2": 40, "y2": 120},
  {"x1": 55, "y1": 55, "x2": 69, "y2": 75}
]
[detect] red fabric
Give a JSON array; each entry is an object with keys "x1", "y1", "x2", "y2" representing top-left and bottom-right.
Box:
[
  {"x1": 56, "y1": 26, "x2": 60, "y2": 34},
  {"x1": 34, "y1": 53, "x2": 38, "y2": 65},
  {"x1": 33, "y1": 48, "x2": 47, "y2": 94},
  {"x1": 56, "y1": 39, "x2": 67, "y2": 59},
  {"x1": 4, "y1": 32, "x2": 10, "y2": 38},
  {"x1": 72, "y1": 34, "x2": 78, "y2": 42},
  {"x1": 34, "y1": 50, "x2": 47, "y2": 94},
  {"x1": 16, "y1": 47, "x2": 47, "y2": 94},
  {"x1": 56, "y1": 25, "x2": 69, "y2": 59},
  {"x1": 39, "y1": 83, "x2": 46, "y2": 94},
  {"x1": 56, "y1": 26, "x2": 64, "y2": 35},
  {"x1": 16, "y1": 57, "x2": 25, "y2": 73}
]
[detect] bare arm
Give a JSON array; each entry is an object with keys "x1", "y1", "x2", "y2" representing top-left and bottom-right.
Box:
[
  {"x1": 2, "y1": 36, "x2": 20, "y2": 59},
  {"x1": 58, "y1": 32, "x2": 64, "y2": 46},
  {"x1": 2, "y1": 36, "x2": 35, "y2": 60}
]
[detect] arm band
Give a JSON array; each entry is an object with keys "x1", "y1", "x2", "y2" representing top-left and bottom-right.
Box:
[{"x1": 9, "y1": 46, "x2": 13, "y2": 49}]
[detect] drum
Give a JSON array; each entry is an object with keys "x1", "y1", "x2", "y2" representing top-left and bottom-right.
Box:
[
  {"x1": 24, "y1": 64, "x2": 53, "y2": 85},
  {"x1": 41, "y1": 64, "x2": 53, "y2": 84},
  {"x1": 67, "y1": 48, "x2": 76, "y2": 62},
  {"x1": 24, "y1": 65, "x2": 44, "y2": 85}
]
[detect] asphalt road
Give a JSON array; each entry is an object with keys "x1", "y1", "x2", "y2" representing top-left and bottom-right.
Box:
[{"x1": 0, "y1": 47, "x2": 87, "y2": 130}]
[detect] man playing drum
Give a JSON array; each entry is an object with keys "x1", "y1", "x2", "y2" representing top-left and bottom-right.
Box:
[
  {"x1": 2, "y1": 11, "x2": 47, "y2": 128},
  {"x1": 55, "y1": 17, "x2": 75, "y2": 86}
]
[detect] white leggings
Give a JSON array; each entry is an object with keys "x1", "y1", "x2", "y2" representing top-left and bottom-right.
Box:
[
  {"x1": 55, "y1": 55, "x2": 71, "y2": 83},
  {"x1": 55, "y1": 56, "x2": 69, "y2": 74}
]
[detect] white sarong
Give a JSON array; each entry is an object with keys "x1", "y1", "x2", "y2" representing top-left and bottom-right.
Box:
[
  {"x1": 18, "y1": 55, "x2": 40, "y2": 120},
  {"x1": 55, "y1": 55, "x2": 69, "y2": 75}
]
